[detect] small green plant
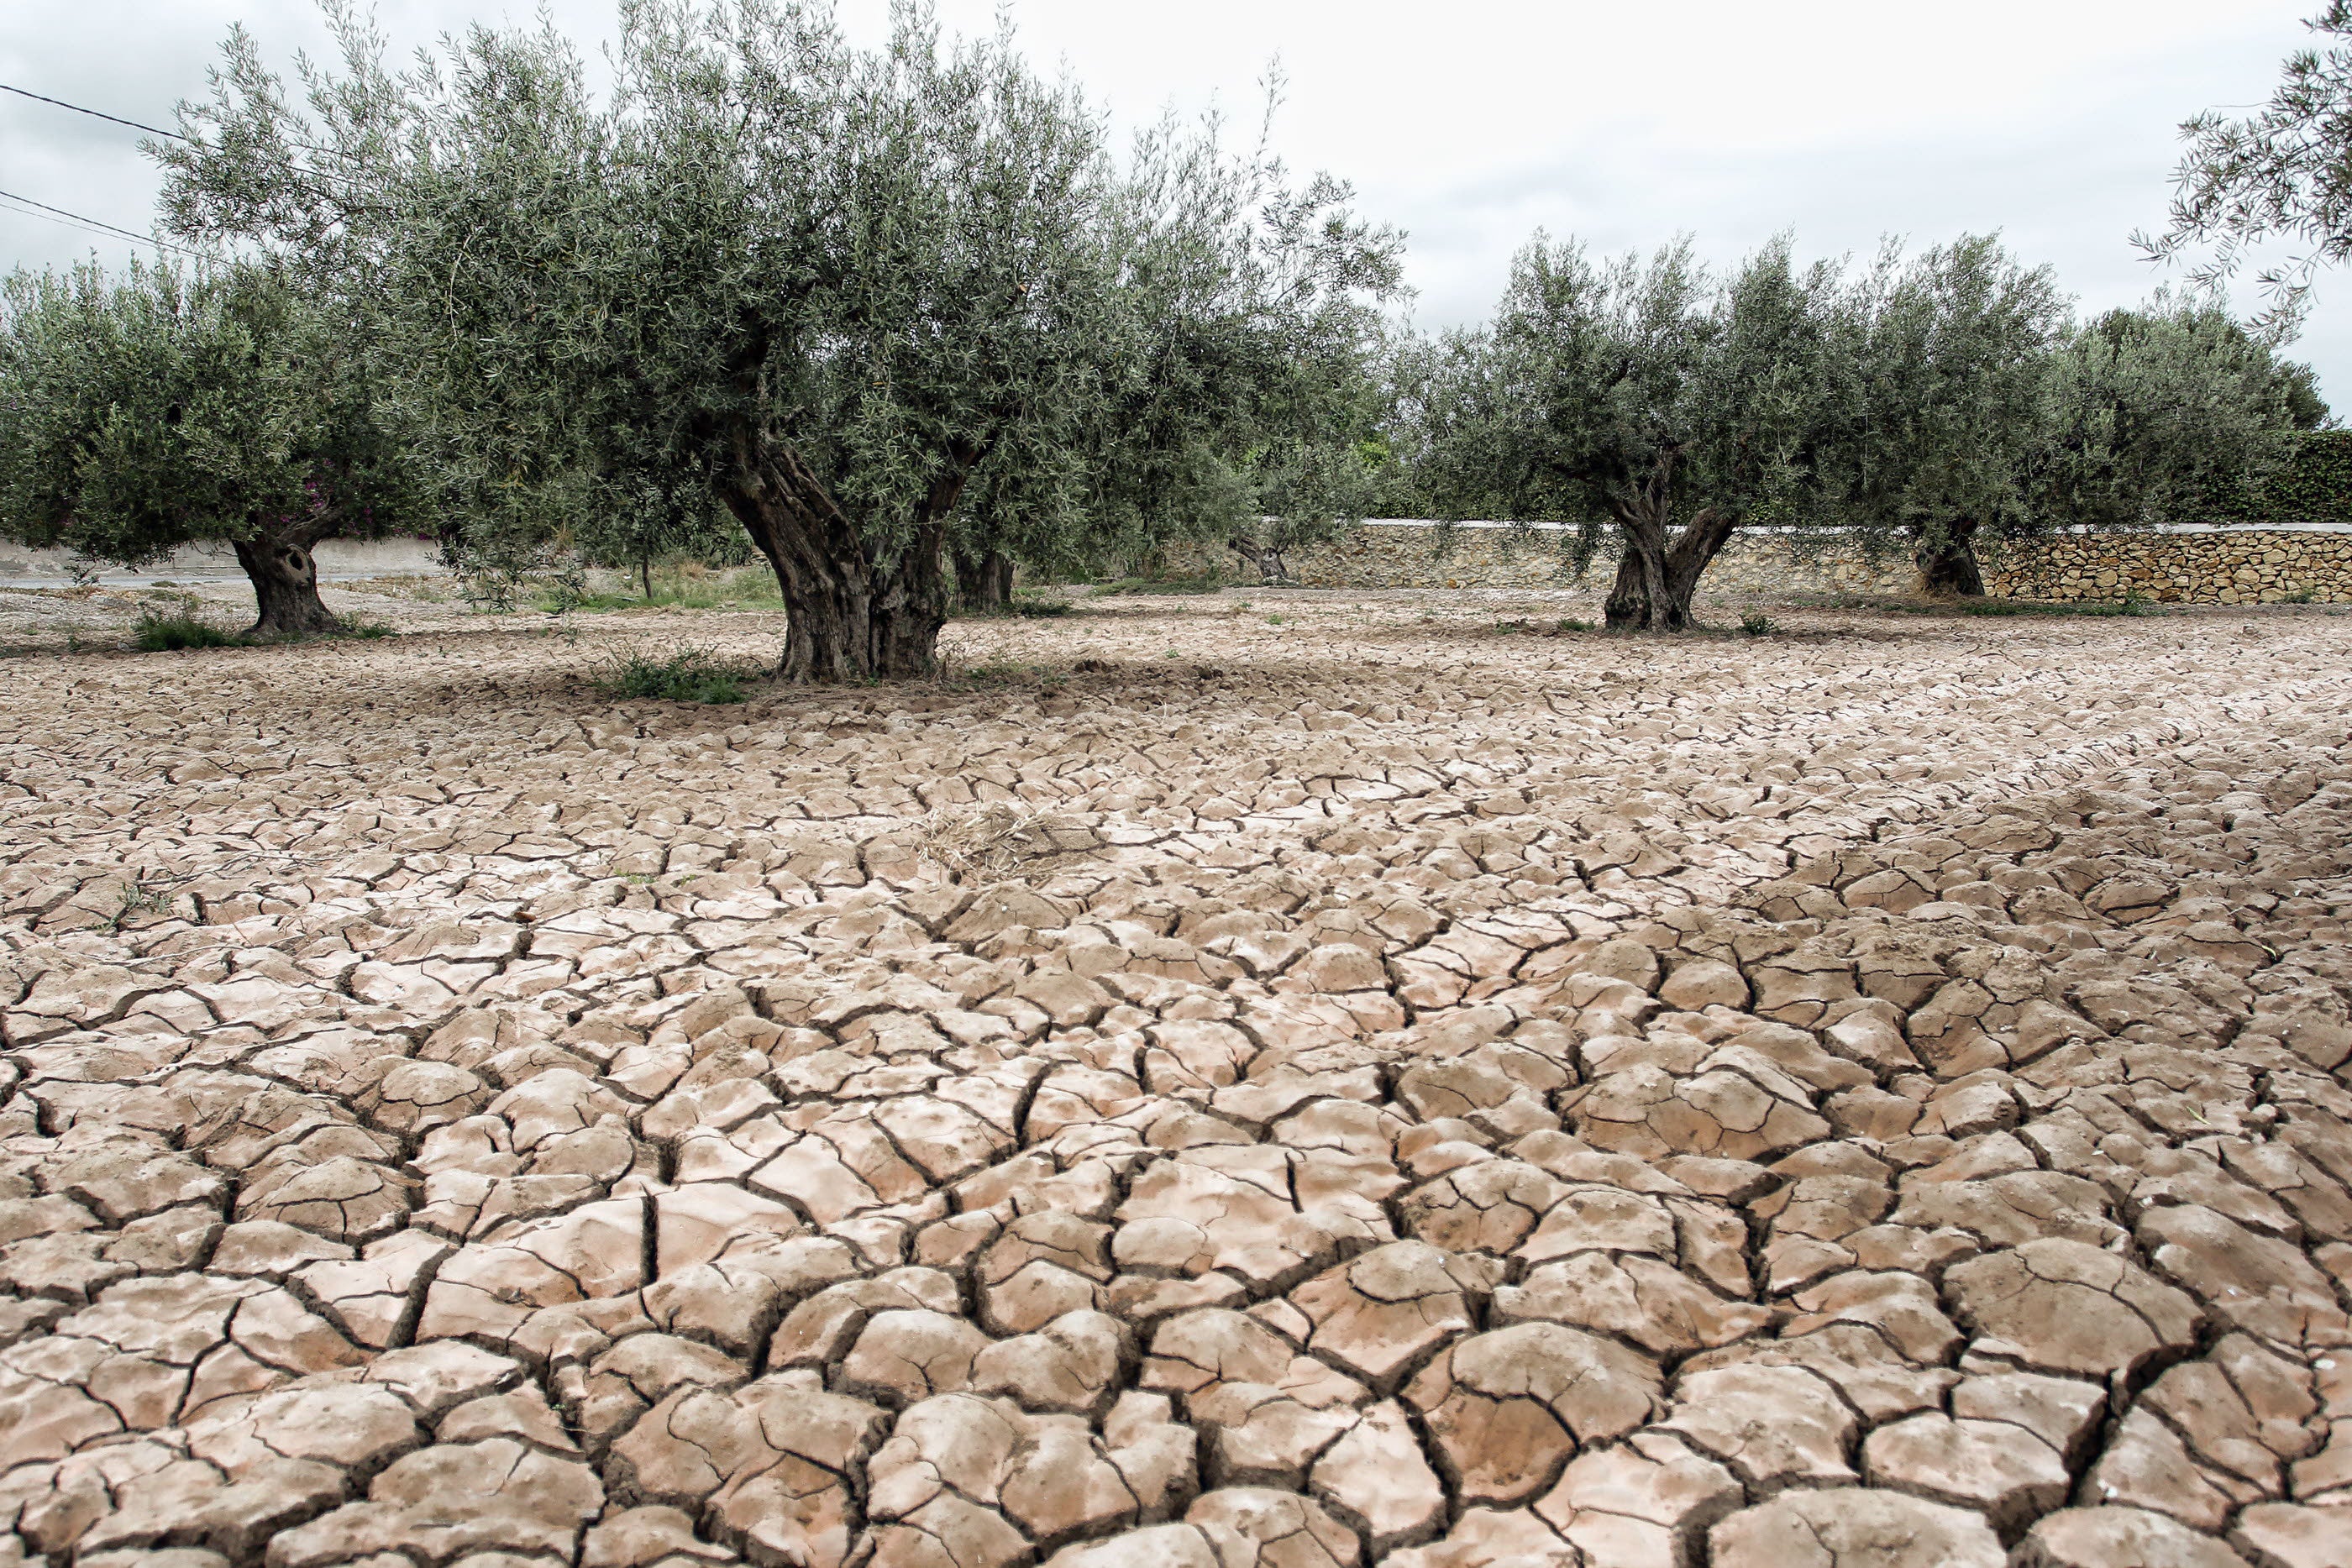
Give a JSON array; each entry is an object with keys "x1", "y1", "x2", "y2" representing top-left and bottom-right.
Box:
[
  {"x1": 338, "y1": 619, "x2": 396, "y2": 639},
  {"x1": 1740, "y1": 612, "x2": 1780, "y2": 637},
  {"x1": 1265, "y1": 614, "x2": 1285, "y2": 626},
  {"x1": 134, "y1": 599, "x2": 246, "y2": 651},
  {"x1": 598, "y1": 645, "x2": 751, "y2": 703},
  {"x1": 108, "y1": 878, "x2": 171, "y2": 931},
  {"x1": 1007, "y1": 596, "x2": 1073, "y2": 617},
  {"x1": 536, "y1": 563, "x2": 786, "y2": 613},
  {"x1": 2281, "y1": 588, "x2": 2316, "y2": 605},
  {"x1": 1493, "y1": 619, "x2": 1529, "y2": 634},
  {"x1": 1555, "y1": 616, "x2": 1593, "y2": 633}
]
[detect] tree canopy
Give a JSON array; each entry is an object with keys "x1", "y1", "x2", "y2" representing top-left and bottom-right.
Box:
[{"x1": 157, "y1": 0, "x2": 1403, "y2": 675}]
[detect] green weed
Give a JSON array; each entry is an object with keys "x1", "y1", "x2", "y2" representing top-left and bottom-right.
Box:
[
  {"x1": 134, "y1": 600, "x2": 247, "y2": 651},
  {"x1": 1951, "y1": 595, "x2": 2150, "y2": 618},
  {"x1": 597, "y1": 645, "x2": 752, "y2": 703},
  {"x1": 538, "y1": 564, "x2": 785, "y2": 614},
  {"x1": 1740, "y1": 612, "x2": 1780, "y2": 637}
]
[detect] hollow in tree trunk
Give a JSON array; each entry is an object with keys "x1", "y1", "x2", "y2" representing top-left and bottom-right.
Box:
[
  {"x1": 233, "y1": 537, "x2": 341, "y2": 637},
  {"x1": 1914, "y1": 522, "x2": 1984, "y2": 598},
  {"x1": 953, "y1": 546, "x2": 1015, "y2": 611}
]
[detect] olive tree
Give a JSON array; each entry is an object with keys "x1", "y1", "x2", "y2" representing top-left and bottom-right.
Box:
[
  {"x1": 2141, "y1": 1, "x2": 2352, "y2": 334},
  {"x1": 159, "y1": 1, "x2": 1400, "y2": 675},
  {"x1": 1828, "y1": 235, "x2": 2067, "y2": 595},
  {"x1": 0, "y1": 259, "x2": 415, "y2": 634},
  {"x1": 2030, "y1": 292, "x2": 2305, "y2": 536},
  {"x1": 942, "y1": 123, "x2": 1404, "y2": 602},
  {"x1": 1415, "y1": 234, "x2": 1848, "y2": 630}
]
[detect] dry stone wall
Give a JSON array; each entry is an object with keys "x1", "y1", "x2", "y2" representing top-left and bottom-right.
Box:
[{"x1": 1164, "y1": 522, "x2": 2352, "y2": 603}]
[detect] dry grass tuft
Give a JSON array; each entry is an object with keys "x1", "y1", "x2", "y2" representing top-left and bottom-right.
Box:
[{"x1": 912, "y1": 802, "x2": 1103, "y2": 882}]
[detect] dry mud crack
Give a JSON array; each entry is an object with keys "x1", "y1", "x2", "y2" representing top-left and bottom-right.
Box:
[{"x1": 4, "y1": 591, "x2": 2352, "y2": 1568}]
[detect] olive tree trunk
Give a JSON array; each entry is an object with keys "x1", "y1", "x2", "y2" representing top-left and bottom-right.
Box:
[
  {"x1": 1602, "y1": 482, "x2": 1736, "y2": 631},
  {"x1": 722, "y1": 434, "x2": 970, "y2": 681},
  {"x1": 233, "y1": 537, "x2": 341, "y2": 637},
  {"x1": 1914, "y1": 521, "x2": 1985, "y2": 597},
  {"x1": 953, "y1": 546, "x2": 1015, "y2": 611},
  {"x1": 1227, "y1": 534, "x2": 1295, "y2": 585}
]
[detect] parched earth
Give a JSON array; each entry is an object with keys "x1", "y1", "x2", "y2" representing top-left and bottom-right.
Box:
[{"x1": 4, "y1": 589, "x2": 2352, "y2": 1568}]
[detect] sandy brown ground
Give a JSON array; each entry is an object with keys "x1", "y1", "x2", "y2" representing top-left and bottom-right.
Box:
[{"x1": 4, "y1": 586, "x2": 2352, "y2": 1568}]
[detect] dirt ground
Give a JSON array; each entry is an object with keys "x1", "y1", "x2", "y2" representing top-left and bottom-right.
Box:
[{"x1": 4, "y1": 583, "x2": 2352, "y2": 1568}]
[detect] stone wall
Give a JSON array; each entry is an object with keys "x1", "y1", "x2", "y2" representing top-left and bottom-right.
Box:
[
  {"x1": 0, "y1": 537, "x2": 447, "y2": 585},
  {"x1": 1158, "y1": 522, "x2": 2352, "y2": 603},
  {"x1": 1980, "y1": 528, "x2": 2352, "y2": 604}
]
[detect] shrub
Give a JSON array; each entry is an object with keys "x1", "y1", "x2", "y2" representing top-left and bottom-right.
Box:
[
  {"x1": 1007, "y1": 597, "x2": 1073, "y2": 617},
  {"x1": 2221, "y1": 430, "x2": 2352, "y2": 523},
  {"x1": 134, "y1": 600, "x2": 246, "y2": 651},
  {"x1": 1740, "y1": 612, "x2": 1779, "y2": 636},
  {"x1": 598, "y1": 646, "x2": 751, "y2": 703}
]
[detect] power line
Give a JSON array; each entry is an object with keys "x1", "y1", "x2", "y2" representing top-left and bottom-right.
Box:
[
  {"x1": 0, "y1": 81, "x2": 186, "y2": 142},
  {"x1": 0, "y1": 79, "x2": 365, "y2": 190},
  {"x1": 0, "y1": 187, "x2": 202, "y2": 257}
]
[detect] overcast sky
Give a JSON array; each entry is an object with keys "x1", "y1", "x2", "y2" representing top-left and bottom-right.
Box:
[{"x1": 4, "y1": 2, "x2": 2343, "y2": 400}]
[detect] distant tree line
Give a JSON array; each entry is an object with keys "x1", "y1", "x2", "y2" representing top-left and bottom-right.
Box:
[
  {"x1": 1399, "y1": 236, "x2": 2322, "y2": 627},
  {"x1": 0, "y1": 0, "x2": 2338, "y2": 659}
]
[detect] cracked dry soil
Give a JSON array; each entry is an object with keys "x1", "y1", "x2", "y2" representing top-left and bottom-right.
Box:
[{"x1": 4, "y1": 590, "x2": 2352, "y2": 1568}]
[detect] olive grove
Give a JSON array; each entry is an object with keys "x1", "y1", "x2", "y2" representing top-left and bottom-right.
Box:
[{"x1": 1406, "y1": 229, "x2": 2316, "y2": 618}]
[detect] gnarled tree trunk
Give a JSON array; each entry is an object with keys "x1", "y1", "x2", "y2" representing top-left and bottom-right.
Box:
[
  {"x1": 1914, "y1": 521, "x2": 1985, "y2": 598},
  {"x1": 1604, "y1": 547, "x2": 1649, "y2": 629},
  {"x1": 233, "y1": 536, "x2": 340, "y2": 637},
  {"x1": 1603, "y1": 452, "x2": 1737, "y2": 631},
  {"x1": 1227, "y1": 534, "x2": 1294, "y2": 585},
  {"x1": 722, "y1": 433, "x2": 970, "y2": 681}
]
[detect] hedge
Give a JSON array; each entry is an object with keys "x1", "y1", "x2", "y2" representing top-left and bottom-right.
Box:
[{"x1": 2221, "y1": 429, "x2": 2352, "y2": 524}]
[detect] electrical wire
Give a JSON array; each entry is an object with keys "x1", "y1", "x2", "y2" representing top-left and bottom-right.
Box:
[
  {"x1": 1, "y1": 79, "x2": 367, "y2": 190},
  {"x1": 0, "y1": 187, "x2": 203, "y2": 257},
  {"x1": 0, "y1": 81, "x2": 186, "y2": 141}
]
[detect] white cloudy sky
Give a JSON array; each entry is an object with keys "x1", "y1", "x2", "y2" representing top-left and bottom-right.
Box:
[{"x1": 3, "y1": 2, "x2": 2344, "y2": 399}]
